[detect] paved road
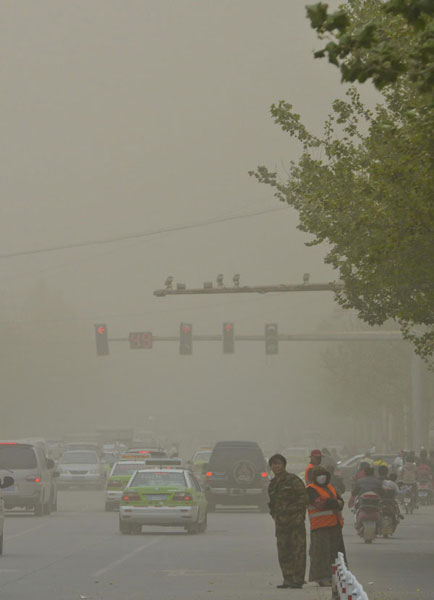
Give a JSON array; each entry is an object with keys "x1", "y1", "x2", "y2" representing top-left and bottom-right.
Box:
[{"x1": 0, "y1": 491, "x2": 433, "y2": 599}]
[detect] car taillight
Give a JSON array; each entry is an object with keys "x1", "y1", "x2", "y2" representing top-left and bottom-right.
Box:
[
  {"x1": 206, "y1": 472, "x2": 212, "y2": 477},
  {"x1": 26, "y1": 475, "x2": 41, "y2": 483},
  {"x1": 261, "y1": 472, "x2": 268, "y2": 478},
  {"x1": 122, "y1": 491, "x2": 141, "y2": 502},
  {"x1": 173, "y1": 493, "x2": 192, "y2": 502},
  {"x1": 108, "y1": 479, "x2": 122, "y2": 489}
]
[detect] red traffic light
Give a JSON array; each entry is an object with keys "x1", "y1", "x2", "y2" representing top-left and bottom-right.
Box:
[
  {"x1": 224, "y1": 323, "x2": 233, "y2": 332},
  {"x1": 182, "y1": 325, "x2": 191, "y2": 334},
  {"x1": 97, "y1": 326, "x2": 106, "y2": 335}
]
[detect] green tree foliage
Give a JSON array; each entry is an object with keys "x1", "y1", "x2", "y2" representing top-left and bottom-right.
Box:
[
  {"x1": 250, "y1": 0, "x2": 434, "y2": 363},
  {"x1": 306, "y1": 0, "x2": 434, "y2": 98}
]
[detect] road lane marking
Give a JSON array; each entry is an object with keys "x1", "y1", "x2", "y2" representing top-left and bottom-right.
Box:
[
  {"x1": 92, "y1": 538, "x2": 160, "y2": 578},
  {"x1": 5, "y1": 524, "x2": 47, "y2": 540}
]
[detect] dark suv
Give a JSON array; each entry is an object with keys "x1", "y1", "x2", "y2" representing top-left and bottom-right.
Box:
[{"x1": 204, "y1": 441, "x2": 269, "y2": 512}]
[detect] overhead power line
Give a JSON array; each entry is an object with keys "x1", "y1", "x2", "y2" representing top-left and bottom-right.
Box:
[{"x1": 0, "y1": 206, "x2": 288, "y2": 260}]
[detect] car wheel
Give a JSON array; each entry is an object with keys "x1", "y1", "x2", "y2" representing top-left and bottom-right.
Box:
[
  {"x1": 131, "y1": 524, "x2": 141, "y2": 534},
  {"x1": 207, "y1": 500, "x2": 216, "y2": 513},
  {"x1": 119, "y1": 519, "x2": 132, "y2": 534},
  {"x1": 51, "y1": 493, "x2": 58, "y2": 512},
  {"x1": 43, "y1": 500, "x2": 51, "y2": 515},
  {"x1": 198, "y1": 514, "x2": 207, "y2": 533},
  {"x1": 0, "y1": 533, "x2": 3, "y2": 555}
]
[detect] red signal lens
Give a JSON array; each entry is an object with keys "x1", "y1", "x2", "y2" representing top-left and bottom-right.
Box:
[
  {"x1": 182, "y1": 325, "x2": 191, "y2": 333},
  {"x1": 97, "y1": 326, "x2": 105, "y2": 335},
  {"x1": 225, "y1": 324, "x2": 233, "y2": 332},
  {"x1": 261, "y1": 472, "x2": 268, "y2": 478},
  {"x1": 206, "y1": 472, "x2": 212, "y2": 477}
]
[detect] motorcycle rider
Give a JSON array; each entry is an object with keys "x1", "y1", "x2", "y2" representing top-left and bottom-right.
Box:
[
  {"x1": 392, "y1": 450, "x2": 405, "y2": 475},
  {"x1": 417, "y1": 449, "x2": 433, "y2": 479},
  {"x1": 348, "y1": 462, "x2": 370, "y2": 509},
  {"x1": 399, "y1": 452, "x2": 418, "y2": 508},
  {"x1": 352, "y1": 465, "x2": 383, "y2": 504},
  {"x1": 378, "y1": 466, "x2": 403, "y2": 522}
]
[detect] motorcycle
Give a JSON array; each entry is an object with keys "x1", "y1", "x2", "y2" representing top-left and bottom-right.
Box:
[
  {"x1": 399, "y1": 484, "x2": 416, "y2": 514},
  {"x1": 355, "y1": 491, "x2": 381, "y2": 543},
  {"x1": 417, "y1": 480, "x2": 433, "y2": 506}
]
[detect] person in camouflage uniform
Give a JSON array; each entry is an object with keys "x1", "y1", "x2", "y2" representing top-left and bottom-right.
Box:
[{"x1": 268, "y1": 453, "x2": 308, "y2": 589}]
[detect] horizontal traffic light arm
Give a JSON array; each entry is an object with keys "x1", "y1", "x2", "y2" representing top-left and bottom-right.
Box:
[
  {"x1": 154, "y1": 282, "x2": 342, "y2": 297},
  {"x1": 107, "y1": 332, "x2": 402, "y2": 343}
]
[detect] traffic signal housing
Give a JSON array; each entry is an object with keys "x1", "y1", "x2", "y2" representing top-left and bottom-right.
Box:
[
  {"x1": 95, "y1": 323, "x2": 109, "y2": 356},
  {"x1": 223, "y1": 322, "x2": 234, "y2": 354},
  {"x1": 179, "y1": 323, "x2": 192, "y2": 355},
  {"x1": 265, "y1": 323, "x2": 278, "y2": 355}
]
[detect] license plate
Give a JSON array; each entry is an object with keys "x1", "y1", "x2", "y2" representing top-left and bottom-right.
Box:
[
  {"x1": 419, "y1": 491, "x2": 428, "y2": 496},
  {"x1": 147, "y1": 494, "x2": 167, "y2": 501}
]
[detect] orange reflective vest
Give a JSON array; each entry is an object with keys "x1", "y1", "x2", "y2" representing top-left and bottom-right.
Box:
[{"x1": 307, "y1": 483, "x2": 344, "y2": 531}]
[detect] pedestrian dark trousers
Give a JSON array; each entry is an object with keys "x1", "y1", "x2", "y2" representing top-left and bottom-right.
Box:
[{"x1": 276, "y1": 524, "x2": 306, "y2": 585}]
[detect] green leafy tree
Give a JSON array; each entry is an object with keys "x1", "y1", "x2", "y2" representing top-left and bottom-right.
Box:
[
  {"x1": 250, "y1": 0, "x2": 434, "y2": 363},
  {"x1": 306, "y1": 0, "x2": 434, "y2": 98}
]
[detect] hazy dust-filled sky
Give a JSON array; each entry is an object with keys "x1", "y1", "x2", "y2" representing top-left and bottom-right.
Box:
[{"x1": 1, "y1": 0, "x2": 375, "y2": 452}]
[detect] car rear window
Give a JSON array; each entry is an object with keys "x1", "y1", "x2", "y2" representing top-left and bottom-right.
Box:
[
  {"x1": 60, "y1": 452, "x2": 98, "y2": 464},
  {"x1": 113, "y1": 463, "x2": 147, "y2": 475},
  {"x1": 209, "y1": 447, "x2": 266, "y2": 470},
  {"x1": 0, "y1": 445, "x2": 37, "y2": 469},
  {"x1": 193, "y1": 452, "x2": 211, "y2": 462},
  {"x1": 131, "y1": 471, "x2": 187, "y2": 487}
]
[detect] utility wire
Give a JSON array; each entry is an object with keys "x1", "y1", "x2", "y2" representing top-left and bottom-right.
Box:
[{"x1": 0, "y1": 206, "x2": 288, "y2": 260}]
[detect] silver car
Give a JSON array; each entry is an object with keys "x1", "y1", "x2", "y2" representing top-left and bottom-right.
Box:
[
  {"x1": 0, "y1": 442, "x2": 57, "y2": 515},
  {"x1": 58, "y1": 450, "x2": 106, "y2": 489}
]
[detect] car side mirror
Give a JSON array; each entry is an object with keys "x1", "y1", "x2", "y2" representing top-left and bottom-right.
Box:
[
  {"x1": 1, "y1": 476, "x2": 14, "y2": 489},
  {"x1": 47, "y1": 458, "x2": 55, "y2": 470}
]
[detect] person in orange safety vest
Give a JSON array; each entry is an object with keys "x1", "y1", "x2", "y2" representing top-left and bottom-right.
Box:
[
  {"x1": 307, "y1": 466, "x2": 347, "y2": 587},
  {"x1": 305, "y1": 449, "x2": 322, "y2": 484}
]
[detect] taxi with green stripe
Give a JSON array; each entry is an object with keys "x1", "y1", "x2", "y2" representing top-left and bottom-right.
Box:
[{"x1": 119, "y1": 468, "x2": 207, "y2": 534}]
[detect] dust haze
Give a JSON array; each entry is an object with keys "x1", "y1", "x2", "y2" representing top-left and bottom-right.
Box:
[{"x1": 0, "y1": 0, "x2": 418, "y2": 456}]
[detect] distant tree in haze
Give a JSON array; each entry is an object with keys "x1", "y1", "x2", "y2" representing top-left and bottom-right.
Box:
[
  {"x1": 319, "y1": 309, "x2": 412, "y2": 449},
  {"x1": 250, "y1": 0, "x2": 434, "y2": 364}
]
